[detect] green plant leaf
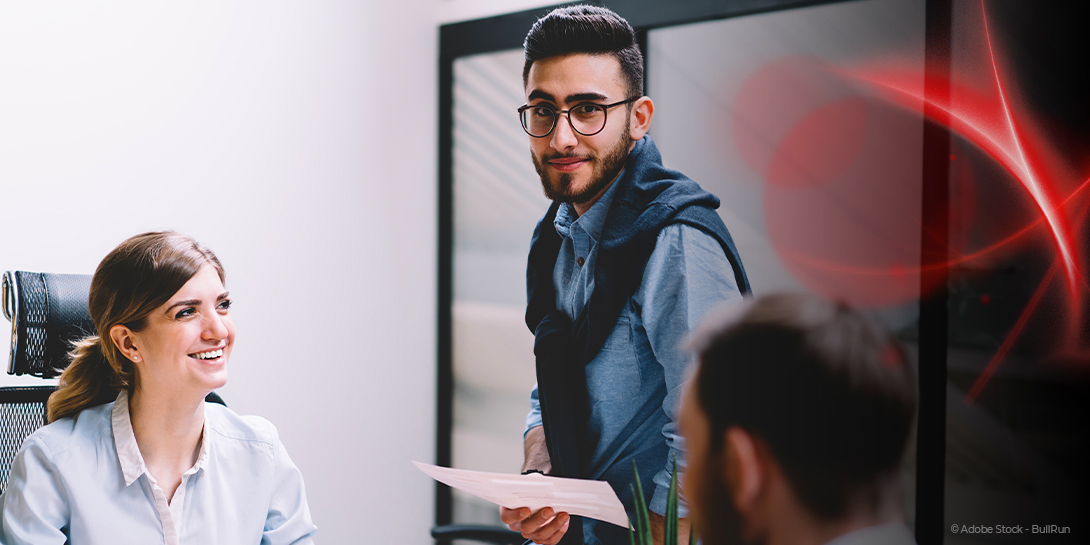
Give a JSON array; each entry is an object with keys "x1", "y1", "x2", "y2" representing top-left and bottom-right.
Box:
[
  {"x1": 630, "y1": 463, "x2": 653, "y2": 545},
  {"x1": 629, "y1": 459, "x2": 690, "y2": 545},
  {"x1": 629, "y1": 484, "x2": 643, "y2": 545},
  {"x1": 665, "y1": 457, "x2": 679, "y2": 545}
]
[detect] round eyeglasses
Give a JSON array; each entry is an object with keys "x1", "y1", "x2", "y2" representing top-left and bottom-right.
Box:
[{"x1": 517, "y1": 98, "x2": 639, "y2": 138}]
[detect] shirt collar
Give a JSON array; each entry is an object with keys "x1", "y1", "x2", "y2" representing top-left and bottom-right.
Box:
[
  {"x1": 112, "y1": 390, "x2": 211, "y2": 487},
  {"x1": 553, "y1": 168, "x2": 625, "y2": 242}
]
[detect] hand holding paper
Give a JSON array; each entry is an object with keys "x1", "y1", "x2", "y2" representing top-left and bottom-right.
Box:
[
  {"x1": 413, "y1": 461, "x2": 630, "y2": 529},
  {"x1": 501, "y1": 504, "x2": 569, "y2": 545}
]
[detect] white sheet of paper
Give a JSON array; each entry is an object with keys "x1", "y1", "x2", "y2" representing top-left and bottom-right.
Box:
[{"x1": 413, "y1": 461, "x2": 631, "y2": 529}]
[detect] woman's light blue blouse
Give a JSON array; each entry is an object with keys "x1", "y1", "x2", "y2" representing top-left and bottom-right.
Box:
[{"x1": 0, "y1": 391, "x2": 316, "y2": 544}]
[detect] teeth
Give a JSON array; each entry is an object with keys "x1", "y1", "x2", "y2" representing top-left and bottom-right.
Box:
[{"x1": 193, "y1": 349, "x2": 223, "y2": 360}]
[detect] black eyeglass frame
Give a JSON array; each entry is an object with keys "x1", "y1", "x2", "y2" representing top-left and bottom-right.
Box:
[{"x1": 517, "y1": 97, "x2": 640, "y2": 138}]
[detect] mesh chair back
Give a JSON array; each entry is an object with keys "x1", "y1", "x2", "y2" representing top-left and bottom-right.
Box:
[
  {"x1": 0, "y1": 386, "x2": 53, "y2": 494},
  {"x1": 3, "y1": 271, "x2": 95, "y2": 377}
]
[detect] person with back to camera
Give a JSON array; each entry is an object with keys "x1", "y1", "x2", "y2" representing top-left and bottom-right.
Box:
[
  {"x1": 680, "y1": 292, "x2": 918, "y2": 545},
  {"x1": 0, "y1": 231, "x2": 316, "y2": 544}
]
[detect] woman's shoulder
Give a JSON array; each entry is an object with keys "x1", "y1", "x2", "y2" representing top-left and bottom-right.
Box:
[
  {"x1": 24, "y1": 402, "x2": 114, "y2": 457},
  {"x1": 205, "y1": 401, "x2": 281, "y2": 447}
]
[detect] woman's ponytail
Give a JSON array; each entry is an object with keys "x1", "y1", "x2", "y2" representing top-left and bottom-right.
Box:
[{"x1": 47, "y1": 336, "x2": 130, "y2": 423}]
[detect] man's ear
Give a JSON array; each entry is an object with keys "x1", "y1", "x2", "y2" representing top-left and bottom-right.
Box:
[
  {"x1": 723, "y1": 427, "x2": 763, "y2": 513},
  {"x1": 628, "y1": 96, "x2": 654, "y2": 140},
  {"x1": 109, "y1": 324, "x2": 141, "y2": 363}
]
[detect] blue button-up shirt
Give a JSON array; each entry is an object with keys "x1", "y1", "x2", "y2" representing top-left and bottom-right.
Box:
[
  {"x1": 0, "y1": 391, "x2": 316, "y2": 544},
  {"x1": 526, "y1": 176, "x2": 742, "y2": 518}
]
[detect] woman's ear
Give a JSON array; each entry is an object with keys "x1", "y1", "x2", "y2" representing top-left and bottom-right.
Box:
[
  {"x1": 109, "y1": 324, "x2": 140, "y2": 363},
  {"x1": 723, "y1": 427, "x2": 763, "y2": 514},
  {"x1": 628, "y1": 96, "x2": 654, "y2": 141}
]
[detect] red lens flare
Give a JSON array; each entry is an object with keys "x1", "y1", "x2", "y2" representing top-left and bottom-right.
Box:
[{"x1": 734, "y1": 0, "x2": 1089, "y2": 399}]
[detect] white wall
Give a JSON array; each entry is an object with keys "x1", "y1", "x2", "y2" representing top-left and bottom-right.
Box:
[{"x1": 0, "y1": 1, "x2": 444, "y2": 542}]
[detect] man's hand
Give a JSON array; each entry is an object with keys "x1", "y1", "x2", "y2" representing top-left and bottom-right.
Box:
[
  {"x1": 502, "y1": 426, "x2": 569, "y2": 543},
  {"x1": 649, "y1": 511, "x2": 690, "y2": 545},
  {"x1": 500, "y1": 506, "x2": 570, "y2": 545}
]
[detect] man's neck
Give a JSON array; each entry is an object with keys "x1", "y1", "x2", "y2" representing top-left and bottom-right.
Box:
[
  {"x1": 762, "y1": 477, "x2": 905, "y2": 545},
  {"x1": 571, "y1": 179, "x2": 615, "y2": 217},
  {"x1": 770, "y1": 512, "x2": 904, "y2": 545}
]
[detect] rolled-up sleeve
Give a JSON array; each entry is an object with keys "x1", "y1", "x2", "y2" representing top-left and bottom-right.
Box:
[
  {"x1": 0, "y1": 436, "x2": 71, "y2": 544},
  {"x1": 525, "y1": 383, "x2": 544, "y2": 437},
  {"x1": 635, "y1": 223, "x2": 742, "y2": 516}
]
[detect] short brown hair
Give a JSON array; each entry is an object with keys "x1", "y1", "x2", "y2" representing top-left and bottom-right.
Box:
[{"x1": 691, "y1": 292, "x2": 917, "y2": 518}]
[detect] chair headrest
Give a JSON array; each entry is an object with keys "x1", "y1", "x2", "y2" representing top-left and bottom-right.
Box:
[{"x1": 3, "y1": 271, "x2": 94, "y2": 378}]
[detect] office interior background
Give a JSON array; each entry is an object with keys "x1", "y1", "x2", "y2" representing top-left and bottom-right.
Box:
[{"x1": 1, "y1": 1, "x2": 1087, "y2": 544}]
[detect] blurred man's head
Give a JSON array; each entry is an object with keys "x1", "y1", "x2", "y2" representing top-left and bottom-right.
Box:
[{"x1": 680, "y1": 293, "x2": 917, "y2": 545}]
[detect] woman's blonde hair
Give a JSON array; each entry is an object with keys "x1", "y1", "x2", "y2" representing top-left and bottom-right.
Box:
[{"x1": 47, "y1": 231, "x2": 224, "y2": 423}]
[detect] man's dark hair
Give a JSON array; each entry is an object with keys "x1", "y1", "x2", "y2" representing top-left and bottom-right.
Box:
[
  {"x1": 522, "y1": 5, "x2": 644, "y2": 99},
  {"x1": 691, "y1": 293, "x2": 917, "y2": 519}
]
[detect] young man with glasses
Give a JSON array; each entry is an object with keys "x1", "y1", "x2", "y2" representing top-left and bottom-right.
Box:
[{"x1": 500, "y1": 6, "x2": 750, "y2": 545}]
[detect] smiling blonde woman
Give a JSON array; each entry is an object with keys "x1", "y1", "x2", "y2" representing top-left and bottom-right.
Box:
[{"x1": 0, "y1": 231, "x2": 316, "y2": 545}]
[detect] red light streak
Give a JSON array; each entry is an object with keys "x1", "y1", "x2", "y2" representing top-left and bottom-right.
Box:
[
  {"x1": 848, "y1": 68, "x2": 1082, "y2": 294},
  {"x1": 980, "y1": 5, "x2": 1078, "y2": 295},
  {"x1": 842, "y1": 1, "x2": 1090, "y2": 400},
  {"x1": 964, "y1": 258, "x2": 1057, "y2": 404},
  {"x1": 771, "y1": 174, "x2": 1090, "y2": 277},
  {"x1": 747, "y1": 1, "x2": 1090, "y2": 398},
  {"x1": 964, "y1": 191, "x2": 1090, "y2": 404}
]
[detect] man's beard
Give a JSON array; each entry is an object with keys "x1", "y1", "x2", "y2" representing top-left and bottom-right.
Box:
[
  {"x1": 532, "y1": 122, "x2": 632, "y2": 205},
  {"x1": 692, "y1": 450, "x2": 762, "y2": 545}
]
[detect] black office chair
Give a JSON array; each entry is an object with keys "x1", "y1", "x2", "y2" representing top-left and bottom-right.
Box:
[
  {"x1": 3, "y1": 271, "x2": 94, "y2": 378},
  {"x1": 430, "y1": 524, "x2": 526, "y2": 545},
  {"x1": 0, "y1": 271, "x2": 226, "y2": 493},
  {"x1": 0, "y1": 386, "x2": 53, "y2": 494},
  {"x1": 0, "y1": 271, "x2": 89, "y2": 494}
]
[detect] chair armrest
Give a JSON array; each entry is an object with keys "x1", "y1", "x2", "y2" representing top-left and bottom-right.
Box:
[{"x1": 430, "y1": 524, "x2": 526, "y2": 545}]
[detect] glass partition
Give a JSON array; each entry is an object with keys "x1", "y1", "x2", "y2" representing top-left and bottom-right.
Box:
[
  {"x1": 450, "y1": 48, "x2": 550, "y2": 526},
  {"x1": 647, "y1": 0, "x2": 926, "y2": 526}
]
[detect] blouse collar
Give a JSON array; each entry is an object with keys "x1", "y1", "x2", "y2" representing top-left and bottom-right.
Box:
[{"x1": 111, "y1": 389, "x2": 210, "y2": 487}]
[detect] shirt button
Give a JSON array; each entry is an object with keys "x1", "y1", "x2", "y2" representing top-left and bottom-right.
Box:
[{"x1": 577, "y1": 257, "x2": 585, "y2": 266}]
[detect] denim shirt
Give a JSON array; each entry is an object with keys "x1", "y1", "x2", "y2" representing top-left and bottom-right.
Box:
[{"x1": 526, "y1": 175, "x2": 743, "y2": 518}]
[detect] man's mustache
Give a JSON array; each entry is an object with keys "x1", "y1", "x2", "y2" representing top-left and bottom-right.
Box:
[{"x1": 540, "y1": 152, "x2": 593, "y2": 162}]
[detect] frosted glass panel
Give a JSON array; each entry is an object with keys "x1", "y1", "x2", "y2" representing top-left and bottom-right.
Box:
[
  {"x1": 450, "y1": 48, "x2": 550, "y2": 526},
  {"x1": 648, "y1": 0, "x2": 925, "y2": 319},
  {"x1": 647, "y1": 0, "x2": 925, "y2": 526}
]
